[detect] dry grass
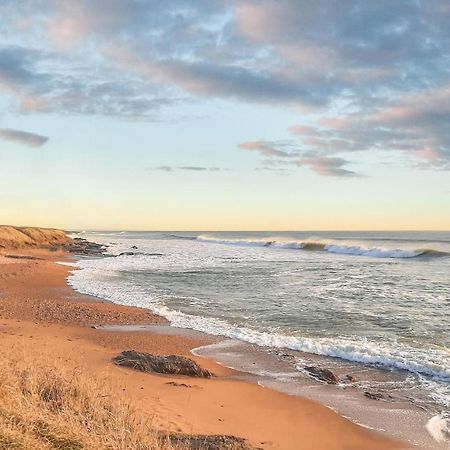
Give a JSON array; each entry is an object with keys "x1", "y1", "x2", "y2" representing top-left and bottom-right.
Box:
[
  {"x1": 0, "y1": 346, "x2": 179, "y2": 450},
  {"x1": 0, "y1": 225, "x2": 71, "y2": 250}
]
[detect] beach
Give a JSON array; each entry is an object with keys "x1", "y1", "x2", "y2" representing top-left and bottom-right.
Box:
[
  {"x1": 0, "y1": 227, "x2": 408, "y2": 449},
  {"x1": 2, "y1": 1, "x2": 449, "y2": 447}
]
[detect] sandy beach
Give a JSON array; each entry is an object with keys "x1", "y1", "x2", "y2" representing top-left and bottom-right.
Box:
[
  {"x1": 2, "y1": 1, "x2": 449, "y2": 446},
  {"x1": 0, "y1": 228, "x2": 409, "y2": 450}
]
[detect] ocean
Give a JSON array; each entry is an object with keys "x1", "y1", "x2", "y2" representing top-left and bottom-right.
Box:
[{"x1": 66, "y1": 230, "x2": 450, "y2": 446}]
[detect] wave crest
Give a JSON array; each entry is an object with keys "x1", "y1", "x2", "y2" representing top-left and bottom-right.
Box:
[{"x1": 196, "y1": 235, "x2": 449, "y2": 259}]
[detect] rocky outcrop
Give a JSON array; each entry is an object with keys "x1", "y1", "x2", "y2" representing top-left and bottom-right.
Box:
[
  {"x1": 112, "y1": 350, "x2": 213, "y2": 378},
  {"x1": 64, "y1": 237, "x2": 107, "y2": 256}
]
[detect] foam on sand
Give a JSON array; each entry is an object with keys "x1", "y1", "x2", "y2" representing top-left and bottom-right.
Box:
[{"x1": 426, "y1": 414, "x2": 450, "y2": 443}]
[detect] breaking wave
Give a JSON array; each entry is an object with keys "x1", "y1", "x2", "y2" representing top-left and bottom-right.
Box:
[{"x1": 196, "y1": 235, "x2": 449, "y2": 259}]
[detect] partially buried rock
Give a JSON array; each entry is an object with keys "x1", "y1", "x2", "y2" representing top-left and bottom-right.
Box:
[
  {"x1": 113, "y1": 350, "x2": 212, "y2": 378},
  {"x1": 166, "y1": 433, "x2": 257, "y2": 450},
  {"x1": 303, "y1": 366, "x2": 339, "y2": 384},
  {"x1": 165, "y1": 381, "x2": 193, "y2": 388},
  {"x1": 364, "y1": 391, "x2": 393, "y2": 401}
]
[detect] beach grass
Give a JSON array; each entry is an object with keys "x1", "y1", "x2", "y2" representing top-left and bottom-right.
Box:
[{"x1": 0, "y1": 346, "x2": 178, "y2": 450}]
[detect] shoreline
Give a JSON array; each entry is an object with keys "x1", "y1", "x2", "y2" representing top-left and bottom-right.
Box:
[
  {"x1": 65, "y1": 236, "x2": 447, "y2": 449},
  {"x1": 1, "y1": 248, "x2": 411, "y2": 449}
]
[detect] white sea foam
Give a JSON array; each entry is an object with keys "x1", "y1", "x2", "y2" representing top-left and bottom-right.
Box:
[
  {"x1": 426, "y1": 414, "x2": 450, "y2": 443},
  {"x1": 67, "y1": 258, "x2": 450, "y2": 387},
  {"x1": 323, "y1": 244, "x2": 421, "y2": 258}
]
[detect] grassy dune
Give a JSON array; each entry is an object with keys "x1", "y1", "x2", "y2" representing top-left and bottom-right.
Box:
[
  {"x1": 0, "y1": 347, "x2": 177, "y2": 450},
  {"x1": 0, "y1": 226, "x2": 72, "y2": 250}
]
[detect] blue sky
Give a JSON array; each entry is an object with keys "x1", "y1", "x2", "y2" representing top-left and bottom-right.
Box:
[{"x1": 1, "y1": 0, "x2": 449, "y2": 230}]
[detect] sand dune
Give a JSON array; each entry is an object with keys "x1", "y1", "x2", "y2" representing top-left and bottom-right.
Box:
[{"x1": 0, "y1": 225, "x2": 72, "y2": 249}]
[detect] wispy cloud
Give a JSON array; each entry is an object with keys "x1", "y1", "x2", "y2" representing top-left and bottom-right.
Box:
[
  {"x1": 239, "y1": 139, "x2": 359, "y2": 177},
  {"x1": 153, "y1": 166, "x2": 227, "y2": 172},
  {"x1": 295, "y1": 156, "x2": 359, "y2": 177},
  {"x1": 239, "y1": 140, "x2": 299, "y2": 158},
  {"x1": 0, "y1": 128, "x2": 49, "y2": 147}
]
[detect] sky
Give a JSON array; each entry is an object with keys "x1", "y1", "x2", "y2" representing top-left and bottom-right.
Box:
[{"x1": 0, "y1": 0, "x2": 449, "y2": 231}]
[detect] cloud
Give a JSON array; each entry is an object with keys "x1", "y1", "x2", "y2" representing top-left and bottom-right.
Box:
[
  {"x1": 155, "y1": 166, "x2": 173, "y2": 172},
  {"x1": 0, "y1": 46, "x2": 181, "y2": 119},
  {"x1": 295, "y1": 156, "x2": 359, "y2": 177},
  {"x1": 239, "y1": 139, "x2": 358, "y2": 177},
  {"x1": 2, "y1": 0, "x2": 449, "y2": 116},
  {"x1": 0, "y1": 128, "x2": 49, "y2": 147},
  {"x1": 1, "y1": 0, "x2": 450, "y2": 172},
  {"x1": 239, "y1": 140, "x2": 299, "y2": 158},
  {"x1": 180, "y1": 166, "x2": 209, "y2": 171},
  {"x1": 154, "y1": 166, "x2": 226, "y2": 172},
  {"x1": 289, "y1": 83, "x2": 450, "y2": 169}
]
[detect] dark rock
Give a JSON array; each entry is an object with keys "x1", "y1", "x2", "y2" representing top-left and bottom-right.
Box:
[
  {"x1": 275, "y1": 351, "x2": 294, "y2": 360},
  {"x1": 303, "y1": 366, "x2": 339, "y2": 384},
  {"x1": 131, "y1": 245, "x2": 138, "y2": 249},
  {"x1": 117, "y1": 251, "x2": 164, "y2": 257},
  {"x1": 343, "y1": 374, "x2": 357, "y2": 383},
  {"x1": 113, "y1": 350, "x2": 213, "y2": 378},
  {"x1": 166, "y1": 381, "x2": 194, "y2": 388},
  {"x1": 364, "y1": 391, "x2": 384, "y2": 400},
  {"x1": 165, "y1": 433, "x2": 257, "y2": 450},
  {"x1": 5, "y1": 254, "x2": 43, "y2": 260},
  {"x1": 64, "y1": 238, "x2": 107, "y2": 256},
  {"x1": 364, "y1": 391, "x2": 394, "y2": 401}
]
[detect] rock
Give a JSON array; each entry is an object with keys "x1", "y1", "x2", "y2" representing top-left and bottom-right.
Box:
[
  {"x1": 364, "y1": 391, "x2": 384, "y2": 400},
  {"x1": 364, "y1": 391, "x2": 383, "y2": 400},
  {"x1": 275, "y1": 351, "x2": 294, "y2": 360},
  {"x1": 166, "y1": 381, "x2": 187, "y2": 387},
  {"x1": 343, "y1": 374, "x2": 356, "y2": 383},
  {"x1": 131, "y1": 245, "x2": 138, "y2": 249},
  {"x1": 303, "y1": 366, "x2": 339, "y2": 384},
  {"x1": 117, "y1": 251, "x2": 164, "y2": 257},
  {"x1": 113, "y1": 350, "x2": 213, "y2": 378},
  {"x1": 165, "y1": 433, "x2": 257, "y2": 450},
  {"x1": 364, "y1": 391, "x2": 394, "y2": 401},
  {"x1": 5, "y1": 254, "x2": 43, "y2": 260},
  {"x1": 165, "y1": 381, "x2": 194, "y2": 388},
  {"x1": 65, "y1": 238, "x2": 107, "y2": 256}
]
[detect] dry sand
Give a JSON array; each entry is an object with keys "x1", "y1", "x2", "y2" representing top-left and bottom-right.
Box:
[{"x1": 0, "y1": 246, "x2": 408, "y2": 449}]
